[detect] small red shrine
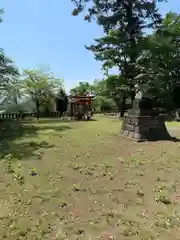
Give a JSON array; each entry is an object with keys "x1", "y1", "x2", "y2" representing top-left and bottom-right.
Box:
[
  {"x1": 70, "y1": 95, "x2": 94, "y2": 120},
  {"x1": 70, "y1": 95, "x2": 93, "y2": 104}
]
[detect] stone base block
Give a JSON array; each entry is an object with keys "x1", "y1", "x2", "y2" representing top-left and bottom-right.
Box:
[{"x1": 121, "y1": 114, "x2": 171, "y2": 142}]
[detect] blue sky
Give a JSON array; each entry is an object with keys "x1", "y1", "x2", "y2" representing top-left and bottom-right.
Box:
[{"x1": 0, "y1": 0, "x2": 179, "y2": 91}]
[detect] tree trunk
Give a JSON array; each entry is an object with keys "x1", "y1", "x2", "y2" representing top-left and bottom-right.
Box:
[
  {"x1": 14, "y1": 97, "x2": 18, "y2": 105},
  {"x1": 36, "y1": 99, "x2": 40, "y2": 120},
  {"x1": 125, "y1": 2, "x2": 137, "y2": 104},
  {"x1": 120, "y1": 97, "x2": 126, "y2": 118},
  {"x1": 59, "y1": 111, "x2": 63, "y2": 117},
  {"x1": 130, "y1": 89, "x2": 135, "y2": 102}
]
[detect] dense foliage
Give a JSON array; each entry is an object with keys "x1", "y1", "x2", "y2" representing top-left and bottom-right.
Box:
[
  {"x1": 1, "y1": 4, "x2": 180, "y2": 116},
  {"x1": 70, "y1": 0, "x2": 180, "y2": 115}
]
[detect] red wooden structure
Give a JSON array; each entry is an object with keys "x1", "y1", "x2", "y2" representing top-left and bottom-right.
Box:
[
  {"x1": 70, "y1": 95, "x2": 94, "y2": 120},
  {"x1": 71, "y1": 96, "x2": 93, "y2": 104}
]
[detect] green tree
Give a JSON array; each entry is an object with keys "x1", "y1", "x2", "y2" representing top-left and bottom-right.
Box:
[
  {"x1": 91, "y1": 79, "x2": 108, "y2": 97},
  {"x1": 105, "y1": 75, "x2": 129, "y2": 116},
  {"x1": 0, "y1": 9, "x2": 20, "y2": 105},
  {"x1": 139, "y1": 12, "x2": 180, "y2": 111},
  {"x1": 89, "y1": 76, "x2": 128, "y2": 116},
  {"x1": 0, "y1": 11, "x2": 19, "y2": 111},
  {"x1": 0, "y1": 50, "x2": 19, "y2": 87},
  {"x1": 56, "y1": 88, "x2": 69, "y2": 116},
  {"x1": 97, "y1": 96, "x2": 116, "y2": 113},
  {"x1": 70, "y1": 81, "x2": 92, "y2": 96},
  {"x1": 21, "y1": 68, "x2": 63, "y2": 118},
  {"x1": 0, "y1": 50, "x2": 19, "y2": 105},
  {"x1": 1, "y1": 77, "x2": 22, "y2": 105},
  {"x1": 0, "y1": 8, "x2": 3, "y2": 23},
  {"x1": 72, "y1": 0, "x2": 164, "y2": 102}
]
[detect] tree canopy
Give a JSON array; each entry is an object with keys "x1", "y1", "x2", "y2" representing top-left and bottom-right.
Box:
[
  {"x1": 0, "y1": 9, "x2": 19, "y2": 106},
  {"x1": 70, "y1": 1, "x2": 180, "y2": 114},
  {"x1": 1, "y1": 5, "x2": 180, "y2": 116},
  {"x1": 71, "y1": 0, "x2": 165, "y2": 106}
]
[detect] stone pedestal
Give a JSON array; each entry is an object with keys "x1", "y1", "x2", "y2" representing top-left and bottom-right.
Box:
[{"x1": 121, "y1": 98, "x2": 171, "y2": 142}]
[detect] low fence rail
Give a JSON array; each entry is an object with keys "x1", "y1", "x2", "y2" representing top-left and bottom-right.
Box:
[
  {"x1": 0, "y1": 111, "x2": 66, "y2": 120},
  {"x1": 0, "y1": 111, "x2": 121, "y2": 120},
  {"x1": 0, "y1": 111, "x2": 176, "y2": 121}
]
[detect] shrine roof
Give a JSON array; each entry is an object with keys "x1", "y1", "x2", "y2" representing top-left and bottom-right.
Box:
[{"x1": 70, "y1": 95, "x2": 95, "y2": 98}]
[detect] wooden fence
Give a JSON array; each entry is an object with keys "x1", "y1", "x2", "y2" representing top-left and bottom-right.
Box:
[
  {"x1": 0, "y1": 111, "x2": 120, "y2": 121},
  {"x1": 0, "y1": 111, "x2": 175, "y2": 121},
  {"x1": 0, "y1": 112, "x2": 68, "y2": 120}
]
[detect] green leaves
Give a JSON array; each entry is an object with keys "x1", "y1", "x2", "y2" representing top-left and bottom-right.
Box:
[
  {"x1": 0, "y1": 8, "x2": 4, "y2": 23},
  {"x1": 70, "y1": 81, "x2": 92, "y2": 96},
  {"x1": 71, "y1": 0, "x2": 166, "y2": 105},
  {"x1": 0, "y1": 49, "x2": 19, "y2": 83},
  {"x1": 0, "y1": 49, "x2": 20, "y2": 105},
  {"x1": 0, "y1": 10, "x2": 20, "y2": 104},
  {"x1": 21, "y1": 68, "x2": 64, "y2": 112},
  {"x1": 139, "y1": 12, "x2": 180, "y2": 109}
]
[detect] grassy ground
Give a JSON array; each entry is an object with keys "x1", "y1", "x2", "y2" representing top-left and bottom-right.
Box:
[
  {"x1": 1, "y1": 116, "x2": 180, "y2": 239},
  {"x1": 166, "y1": 121, "x2": 180, "y2": 127}
]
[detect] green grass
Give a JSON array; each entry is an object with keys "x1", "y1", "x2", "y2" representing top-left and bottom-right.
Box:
[
  {"x1": 166, "y1": 121, "x2": 180, "y2": 127},
  {"x1": 0, "y1": 116, "x2": 180, "y2": 239}
]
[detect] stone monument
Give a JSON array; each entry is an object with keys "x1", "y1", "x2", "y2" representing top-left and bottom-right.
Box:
[{"x1": 121, "y1": 84, "x2": 171, "y2": 141}]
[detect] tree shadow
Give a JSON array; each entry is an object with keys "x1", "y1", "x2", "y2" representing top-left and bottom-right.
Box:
[
  {"x1": 170, "y1": 137, "x2": 180, "y2": 142},
  {"x1": 147, "y1": 136, "x2": 180, "y2": 142},
  {"x1": 37, "y1": 124, "x2": 72, "y2": 132},
  {"x1": 34, "y1": 118, "x2": 97, "y2": 124},
  {"x1": 0, "y1": 120, "x2": 37, "y2": 142},
  {"x1": 0, "y1": 120, "x2": 71, "y2": 160},
  {"x1": 1, "y1": 140, "x2": 54, "y2": 160},
  {"x1": 165, "y1": 128, "x2": 180, "y2": 142},
  {"x1": 145, "y1": 127, "x2": 180, "y2": 142}
]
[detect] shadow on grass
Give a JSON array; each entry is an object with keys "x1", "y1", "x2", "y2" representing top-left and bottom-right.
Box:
[
  {"x1": 34, "y1": 118, "x2": 97, "y2": 124},
  {"x1": 169, "y1": 137, "x2": 180, "y2": 142},
  {"x1": 36, "y1": 124, "x2": 72, "y2": 132},
  {"x1": 147, "y1": 136, "x2": 180, "y2": 142},
  {"x1": 0, "y1": 120, "x2": 72, "y2": 160}
]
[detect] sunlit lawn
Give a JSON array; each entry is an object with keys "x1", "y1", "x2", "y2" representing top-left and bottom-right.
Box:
[
  {"x1": 166, "y1": 121, "x2": 180, "y2": 127},
  {"x1": 0, "y1": 116, "x2": 180, "y2": 239}
]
